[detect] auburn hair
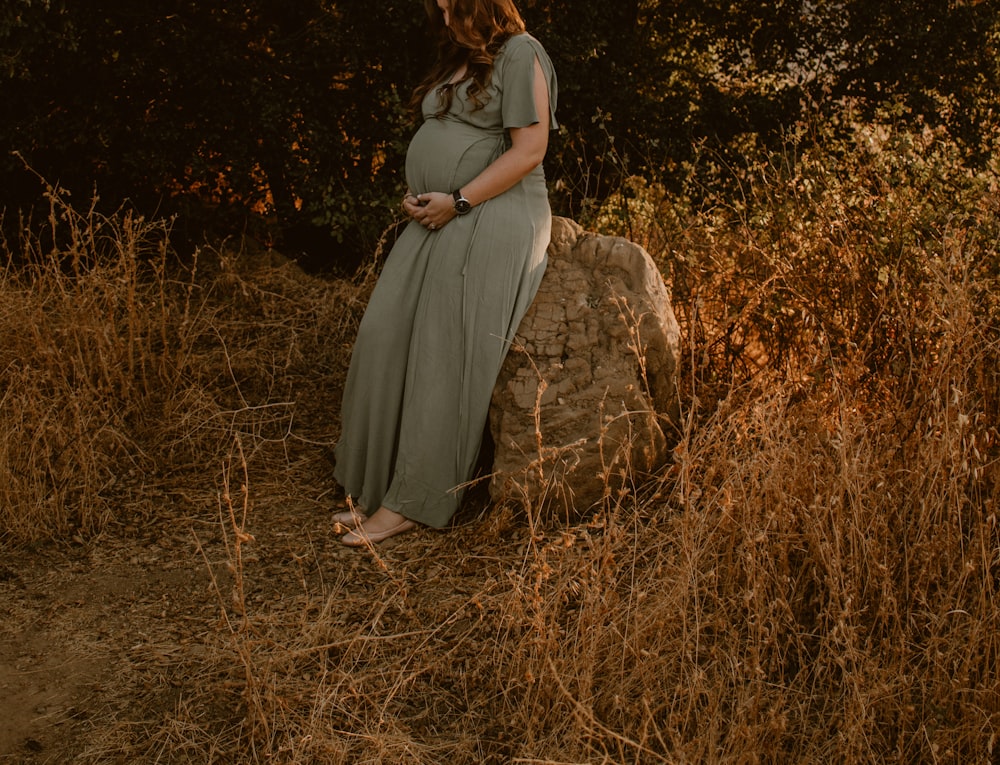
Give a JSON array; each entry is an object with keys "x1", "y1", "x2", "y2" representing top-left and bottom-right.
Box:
[{"x1": 409, "y1": 0, "x2": 527, "y2": 118}]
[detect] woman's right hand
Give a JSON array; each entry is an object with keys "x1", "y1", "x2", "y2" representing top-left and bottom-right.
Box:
[
  {"x1": 403, "y1": 192, "x2": 455, "y2": 231},
  {"x1": 402, "y1": 193, "x2": 424, "y2": 219}
]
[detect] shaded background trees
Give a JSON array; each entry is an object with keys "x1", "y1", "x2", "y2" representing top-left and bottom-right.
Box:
[{"x1": 2, "y1": 0, "x2": 997, "y2": 269}]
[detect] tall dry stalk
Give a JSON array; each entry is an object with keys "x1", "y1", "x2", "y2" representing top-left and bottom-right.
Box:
[
  {"x1": 0, "y1": 178, "x2": 359, "y2": 542},
  {"x1": 5, "y1": 117, "x2": 999, "y2": 763},
  {"x1": 0, "y1": 183, "x2": 174, "y2": 538},
  {"x1": 198, "y1": 115, "x2": 998, "y2": 763}
]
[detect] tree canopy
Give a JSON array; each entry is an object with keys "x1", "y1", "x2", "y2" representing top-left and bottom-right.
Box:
[{"x1": 2, "y1": 0, "x2": 997, "y2": 268}]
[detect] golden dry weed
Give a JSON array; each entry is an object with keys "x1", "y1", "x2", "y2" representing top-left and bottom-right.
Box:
[{"x1": 2, "y1": 117, "x2": 998, "y2": 763}]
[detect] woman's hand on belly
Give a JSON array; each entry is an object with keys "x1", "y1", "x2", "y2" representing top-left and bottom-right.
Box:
[{"x1": 403, "y1": 191, "x2": 457, "y2": 232}]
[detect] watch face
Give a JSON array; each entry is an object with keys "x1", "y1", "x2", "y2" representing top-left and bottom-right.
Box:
[{"x1": 454, "y1": 198, "x2": 472, "y2": 214}]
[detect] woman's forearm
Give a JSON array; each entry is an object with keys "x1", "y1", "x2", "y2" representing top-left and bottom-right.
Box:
[{"x1": 461, "y1": 133, "x2": 547, "y2": 207}]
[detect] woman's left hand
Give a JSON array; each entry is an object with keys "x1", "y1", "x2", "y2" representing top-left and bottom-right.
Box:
[{"x1": 403, "y1": 191, "x2": 456, "y2": 231}]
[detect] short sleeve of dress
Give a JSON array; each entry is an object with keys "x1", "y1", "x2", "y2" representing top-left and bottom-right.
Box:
[{"x1": 499, "y1": 34, "x2": 559, "y2": 131}]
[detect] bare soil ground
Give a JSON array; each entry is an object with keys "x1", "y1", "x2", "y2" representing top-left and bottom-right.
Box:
[
  {"x1": 0, "y1": 379, "x2": 359, "y2": 764},
  {"x1": 0, "y1": 514, "x2": 226, "y2": 763},
  {"x1": 0, "y1": 486, "x2": 314, "y2": 763},
  {"x1": 0, "y1": 432, "x2": 503, "y2": 764}
]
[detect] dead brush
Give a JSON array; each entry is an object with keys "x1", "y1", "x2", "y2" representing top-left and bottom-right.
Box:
[
  {"x1": 191, "y1": 120, "x2": 999, "y2": 763},
  {"x1": 4, "y1": 122, "x2": 998, "y2": 762},
  {"x1": 0, "y1": 176, "x2": 362, "y2": 543},
  {"x1": 469, "y1": 278, "x2": 997, "y2": 762},
  {"x1": 0, "y1": 183, "x2": 175, "y2": 539}
]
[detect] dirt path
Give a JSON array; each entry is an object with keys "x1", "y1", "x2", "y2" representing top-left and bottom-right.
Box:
[
  {"x1": 0, "y1": 458, "x2": 357, "y2": 763},
  {"x1": 0, "y1": 518, "x2": 220, "y2": 761}
]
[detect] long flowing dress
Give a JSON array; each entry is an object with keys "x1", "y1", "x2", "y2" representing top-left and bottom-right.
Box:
[{"x1": 332, "y1": 33, "x2": 559, "y2": 528}]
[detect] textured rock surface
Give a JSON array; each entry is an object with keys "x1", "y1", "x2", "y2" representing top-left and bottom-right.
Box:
[{"x1": 488, "y1": 217, "x2": 681, "y2": 516}]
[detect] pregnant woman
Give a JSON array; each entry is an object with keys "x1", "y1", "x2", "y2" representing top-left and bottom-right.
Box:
[{"x1": 332, "y1": 0, "x2": 559, "y2": 546}]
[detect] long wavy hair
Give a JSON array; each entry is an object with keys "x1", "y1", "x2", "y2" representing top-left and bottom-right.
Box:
[{"x1": 409, "y1": 0, "x2": 527, "y2": 119}]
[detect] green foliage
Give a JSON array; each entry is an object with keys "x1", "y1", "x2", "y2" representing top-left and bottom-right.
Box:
[
  {"x1": 1, "y1": 1, "x2": 997, "y2": 267},
  {"x1": 1, "y1": 1, "x2": 428, "y2": 266},
  {"x1": 727, "y1": 119, "x2": 999, "y2": 400},
  {"x1": 590, "y1": 103, "x2": 1000, "y2": 418}
]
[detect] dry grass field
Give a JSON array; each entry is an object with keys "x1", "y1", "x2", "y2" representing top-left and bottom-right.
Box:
[{"x1": 1, "y1": 117, "x2": 998, "y2": 763}]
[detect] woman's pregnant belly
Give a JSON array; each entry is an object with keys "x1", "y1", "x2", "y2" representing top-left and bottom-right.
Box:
[{"x1": 405, "y1": 118, "x2": 505, "y2": 195}]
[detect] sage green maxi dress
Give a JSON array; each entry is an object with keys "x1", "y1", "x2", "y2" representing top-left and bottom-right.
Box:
[{"x1": 332, "y1": 33, "x2": 558, "y2": 528}]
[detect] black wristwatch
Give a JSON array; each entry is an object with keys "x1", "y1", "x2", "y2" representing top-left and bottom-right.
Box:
[{"x1": 452, "y1": 189, "x2": 473, "y2": 215}]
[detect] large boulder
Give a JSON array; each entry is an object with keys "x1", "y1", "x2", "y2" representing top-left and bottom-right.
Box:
[{"x1": 488, "y1": 217, "x2": 681, "y2": 517}]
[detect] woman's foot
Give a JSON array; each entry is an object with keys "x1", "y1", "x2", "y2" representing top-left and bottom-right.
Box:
[
  {"x1": 331, "y1": 508, "x2": 365, "y2": 531},
  {"x1": 340, "y1": 506, "x2": 417, "y2": 547}
]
